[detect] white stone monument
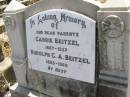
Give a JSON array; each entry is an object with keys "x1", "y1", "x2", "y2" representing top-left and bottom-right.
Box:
[
  {"x1": 4, "y1": 0, "x2": 100, "y2": 97},
  {"x1": 26, "y1": 9, "x2": 96, "y2": 83},
  {"x1": 5, "y1": 0, "x2": 130, "y2": 97}
]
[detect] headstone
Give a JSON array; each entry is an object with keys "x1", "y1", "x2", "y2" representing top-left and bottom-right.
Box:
[
  {"x1": 4, "y1": 0, "x2": 100, "y2": 97},
  {"x1": 26, "y1": 9, "x2": 96, "y2": 84},
  {"x1": 4, "y1": 0, "x2": 130, "y2": 97},
  {"x1": 98, "y1": 0, "x2": 130, "y2": 97}
]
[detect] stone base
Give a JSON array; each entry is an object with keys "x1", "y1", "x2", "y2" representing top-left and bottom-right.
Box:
[
  {"x1": 10, "y1": 82, "x2": 127, "y2": 97},
  {"x1": 10, "y1": 83, "x2": 96, "y2": 97},
  {"x1": 99, "y1": 83, "x2": 127, "y2": 97},
  {"x1": 10, "y1": 83, "x2": 51, "y2": 97},
  {"x1": 98, "y1": 73, "x2": 127, "y2": 97}
]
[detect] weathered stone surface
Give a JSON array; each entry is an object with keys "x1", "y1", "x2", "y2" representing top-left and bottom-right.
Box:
[
  {"x1": 26, "y1": 69, "x2": 96, "y2": 97},
  {"x1": 97, "y1": 0, "x2": 130, "y2": 97},
  {"x1": 98, "y1": 81, "x2": 127, "y2": 97},
  {"x1": 127, "y1": 60, "x2": 130, "y2": 97},
  {"x1": 10, "y1": 83, "x2": 51, "y2": 97}
]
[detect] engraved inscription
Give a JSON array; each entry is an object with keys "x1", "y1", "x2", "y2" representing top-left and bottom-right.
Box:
[{"x1": 26, "y1": 9, "x2": 96, "y2": 83}]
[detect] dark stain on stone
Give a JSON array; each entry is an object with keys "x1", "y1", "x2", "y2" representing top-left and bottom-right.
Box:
[
  {"x1": 68, "y1": 89, "x2": 79, "y2": 97},
  {"x1": 41, "y1": 78, "x2": 47, "y2": 89},
  {"x1": 59, "y1": 86, "x2": 79, "y2": 97}
]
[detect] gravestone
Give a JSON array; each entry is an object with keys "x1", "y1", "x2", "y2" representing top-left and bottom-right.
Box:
[
  {"x1": 26, "y1": 9, "x2": 96, "y2": 84},
  {"x1": 4, "y1": 0, "x2": 100, "y2": 97},
  {"x1": 98, "y1": 0, "x2": 130, "y2": 97},
  {"x1": 4, "y1": 0, "x2": 130, "y2": 97}
]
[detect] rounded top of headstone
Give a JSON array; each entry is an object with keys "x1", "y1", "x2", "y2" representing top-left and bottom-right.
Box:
[
  {"x1": 100, "y1": 0, "x2": 130, "y2": 11},
  {"x1": 25, "y1": 0, "x2": 101, "y2": 20}
]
